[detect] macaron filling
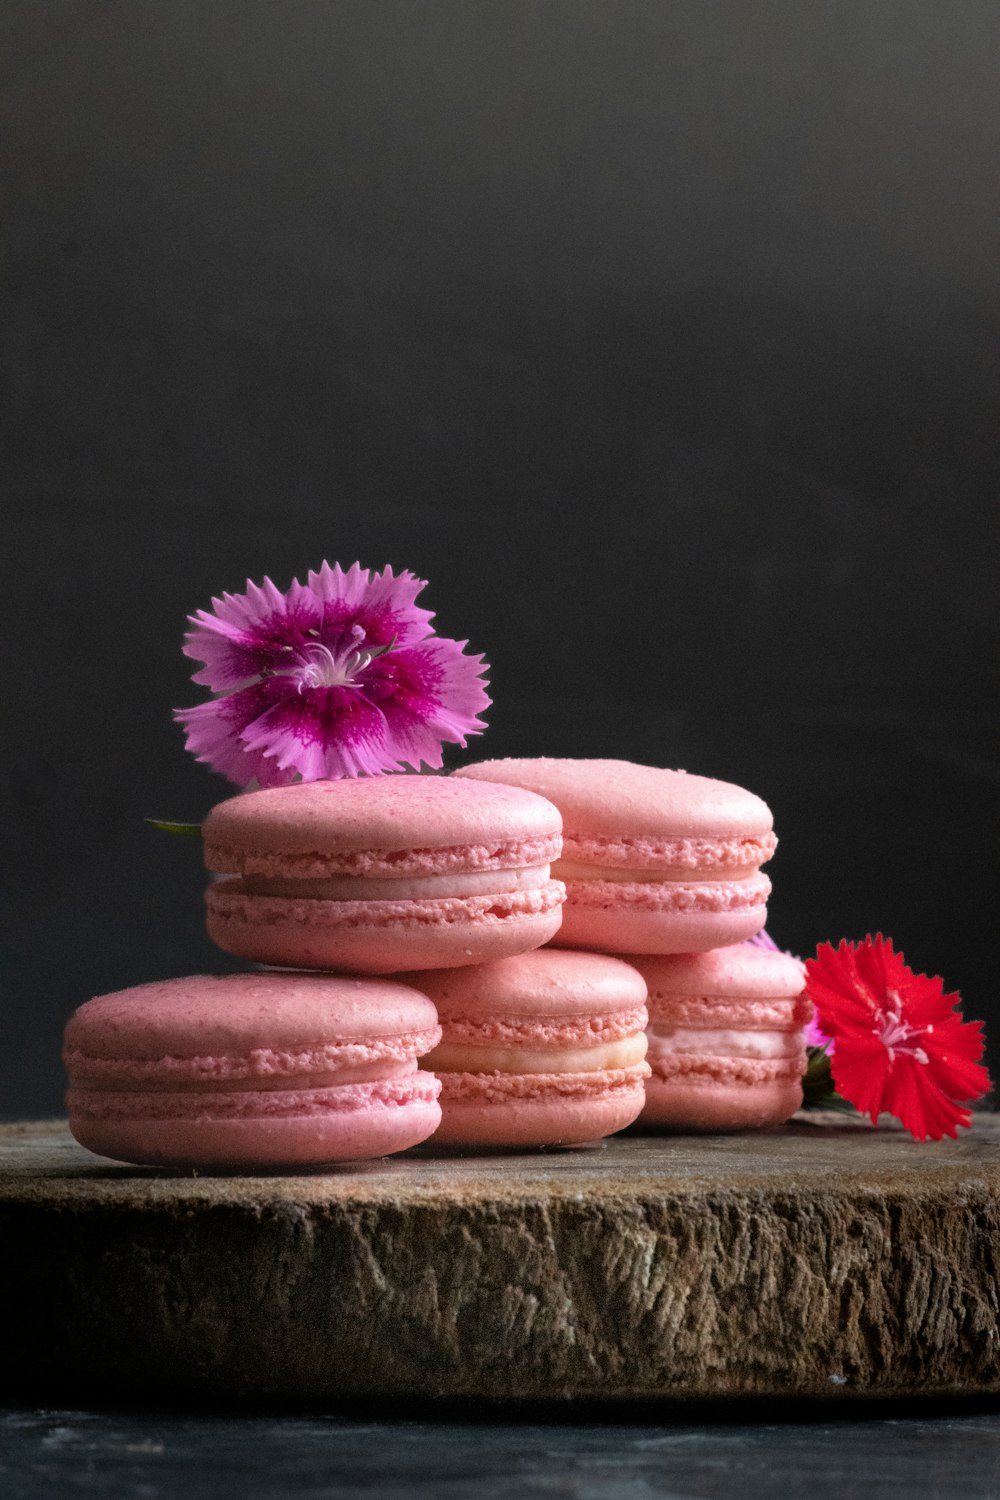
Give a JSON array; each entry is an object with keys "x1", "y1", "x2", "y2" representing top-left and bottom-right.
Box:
[
  {"x1": 237, "y1": 863, "x2": 555, "y2": 902},
  {"x1": 554, "y1": 840, "x2": 774, "y2": 906},
  {"x1": 66, "y1": 1025, "x2": 444, "y2": 1116},
  {"x1": 425, "y1": 1002, "x2": 651, "y2": 1101},
  {"x1": 64, "y1": 1043, "x2": 438, "y2": 1092},
  {"x1": 646, "y1": 1025, "x2": 803, "y2": 1064},
  {"x1": 207, "y1": 884, "x2": 564, "y2": 929},
  {"x1": 426, "y1": 1032, "x2": 648, "y2": 1075}
]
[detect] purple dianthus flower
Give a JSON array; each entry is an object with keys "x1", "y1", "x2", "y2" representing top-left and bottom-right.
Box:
[{"x1": 176, "y1": 562, "x2": 489, "y2": 787}]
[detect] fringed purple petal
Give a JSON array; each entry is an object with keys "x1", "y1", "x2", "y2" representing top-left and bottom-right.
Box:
[
  {"x1": 360, "y1": 638, "x2": 490, "y2": 769},
  {"x1": 182, "y1": 575, "x2": 322, "y2": 691},
  {"x1": 238, "y1": 680, "x2": 403, "y2": 780},
  {"x1": 175, "y1": 689, "x2": 299, "y2": 788},
  {"x1": 307, "y1": 562, "x2": 435, "y2": 648}
]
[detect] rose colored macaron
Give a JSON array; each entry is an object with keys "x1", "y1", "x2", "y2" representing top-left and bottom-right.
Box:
[
  {"x1": 402, "y1": 950, "x2": 650, "y2": 1148},
  {"x1": 203, "y1": 777, "x2": 565, "y2": 973},
  {"x1": 63, "y1": 972, "x2": 443, "y2": 1167},
  {"x1": 628, "y1": 945, "x2": 811, "y2": 1131},
  {"x1": 454, "y1": 758, "x2": 776, "y2": 953}
]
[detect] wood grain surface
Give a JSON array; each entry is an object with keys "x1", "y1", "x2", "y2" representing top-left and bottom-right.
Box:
[{"x1": 3, "y1": 1117, "x2": 999, "y2": 1402}]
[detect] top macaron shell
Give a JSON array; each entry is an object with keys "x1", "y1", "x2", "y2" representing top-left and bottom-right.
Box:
[
  {"x1": 406, "y1": 948, "x2": 649, "y2": 1024},
  {"x1": 203, "y1": 776, "x2": 563, "y2": 870},
  {"x1": 458, "y1": 758, "x2": 773, "y2": 841},
  {"x1": 203, "y1": 776, "x2": 566, "y2": 973},
  {"x1": 455, "y1": 758, "x2": 775, "y2": 953},
  {"x1": 64, "y1": 970, "x2": 441, "y2": 1078},
  {"x1": 64, "y1": 971, "x2": 444, "y2": 1166},
  {"x1": 634, "y1": 944, "x2": 807, "y2": 1004}
]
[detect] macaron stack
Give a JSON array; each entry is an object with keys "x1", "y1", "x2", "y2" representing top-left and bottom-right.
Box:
[
  {"x1": 66, "y1": 773, "x2": 640, "y2": 1166},
  {"x1": 64, "y1": 756, "x2": 806, "y2": 1166},
  {"x1": 454, "y1": 759, "x2": 811, "y2": 1131},
  {"x1": 195, "y1": 774, "x2": 650, "y2": 1151}
]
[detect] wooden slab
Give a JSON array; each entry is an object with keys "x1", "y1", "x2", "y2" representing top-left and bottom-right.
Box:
[{"x1": 2, "y1": 1117, "x2": 999, "y2": 1402}]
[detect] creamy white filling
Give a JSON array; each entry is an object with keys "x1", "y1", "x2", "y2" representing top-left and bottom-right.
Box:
[
  {"x1": 242, "y1": 864, "x2": 551, "y2": 901},
  {"x1": 424, "y1": 1033, "x2": 648, "y2": 1076},
  {"x1": 647, "y1": 1025, "x2": 801, "y2": 1061},
  {"x1": 552, "y1": 860, "x2": 759, "y2": 885}
]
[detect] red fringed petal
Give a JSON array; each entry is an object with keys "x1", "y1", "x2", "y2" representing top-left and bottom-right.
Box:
[{"x1": 829, "y1": 1031, "x2": 891, "y2": 1124}]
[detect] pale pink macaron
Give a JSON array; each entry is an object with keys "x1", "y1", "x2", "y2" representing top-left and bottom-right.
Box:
[
  {"x1": 402, "y1": 950, "x2": 650, "y2": 1148},
  {"x1": 204, "y1": 776, "x2": 565, "y2": 973},
  {"x1": 455, "y1": 758, "x2": 775, "y2": 953},
  {"x1": 63, "y1": 972, "x2": 443, "y2": 1167},
  {"x1": 628, "y1": 945, "x2": 812, "y2": 1131}
]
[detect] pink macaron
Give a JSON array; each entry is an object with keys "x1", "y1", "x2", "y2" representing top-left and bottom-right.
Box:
[
  {"x1": 405, "y1": 950, "x2": 650, "y2": 1148},
  {"x1": 454, "y1": 758, "x2": 775, "y2": 953},
  {"x1": 63, "y1": 972, "x2": 443, "y2": 1167},
  {"x1": 628, "y1": 945, "x2": 811, "y2": 1130},
  {"x1": 203, "y1": 776, "x2": 565, "y2": 973}
]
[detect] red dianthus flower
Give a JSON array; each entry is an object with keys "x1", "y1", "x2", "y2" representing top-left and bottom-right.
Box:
[{"x1": 804, "y1": 935, "x2": 990, "y2": 1141}]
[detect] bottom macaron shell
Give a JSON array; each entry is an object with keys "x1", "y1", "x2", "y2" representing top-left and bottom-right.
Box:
[
  {"x1": 431, "y1": 1067, "x2": 647, "y2": 1148},
  {"x1": 207, "y1": 884, "x2": 564, "y2": 973},
  {"x1": 68, "y1": 1077, "x2": 442, "y2": 1168},
  {"x1": 641, "y1": 1074, "x2": 803, "y2": 1132},
  {"x1": 554, "y1": 901, "x2": 767, "y2": 955}
]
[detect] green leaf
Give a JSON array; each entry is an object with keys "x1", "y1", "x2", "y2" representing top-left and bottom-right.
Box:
[
  {"x1": 801, "y1": 1045, "x2": 855, "y2": 1112},
  {"x1": 145, "y1": 818, "x2": 203, "y2": 838}
]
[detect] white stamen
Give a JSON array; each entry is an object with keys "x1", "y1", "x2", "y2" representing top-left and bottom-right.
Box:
[
  {"x1": 295, "y1": 642, "x2": 374, "y2": 690},
  {"x1": 875, "y1": 989, "x2": 928, "y2": 1064},
  {"x1": 246, "y1": 632, "x2": 397, "y2": 693}
]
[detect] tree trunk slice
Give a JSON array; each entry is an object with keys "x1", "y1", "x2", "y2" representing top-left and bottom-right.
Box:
[{"x1": 2, "y1": 1117, "x2": 998, "y2": 1402}]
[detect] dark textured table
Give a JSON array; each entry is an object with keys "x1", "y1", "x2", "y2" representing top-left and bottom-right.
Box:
[{"x1": 4, "y1": 1402, "x2": 1000, "y2": 1499}]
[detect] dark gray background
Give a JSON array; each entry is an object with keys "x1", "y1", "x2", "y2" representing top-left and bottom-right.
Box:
[{"x1": 2, "y1": 1, "x2": 998, "y2": 1117}]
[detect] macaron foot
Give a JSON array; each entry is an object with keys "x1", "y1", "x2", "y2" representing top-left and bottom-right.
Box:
[{"x1": 431, "y1": 1077, "x2": 648, "y2": 1149}]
